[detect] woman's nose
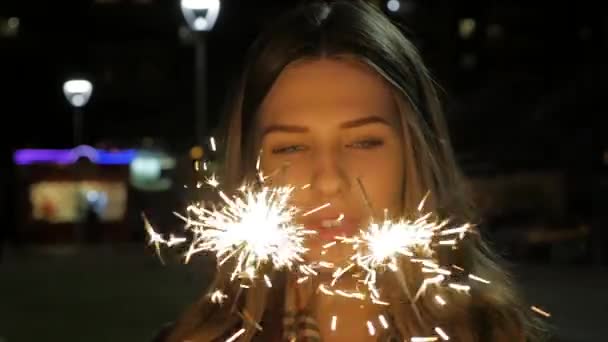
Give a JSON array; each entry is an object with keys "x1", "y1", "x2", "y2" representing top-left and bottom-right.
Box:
[{"x1": 310, "y1": 149, "x2": 348, "y2": 199}]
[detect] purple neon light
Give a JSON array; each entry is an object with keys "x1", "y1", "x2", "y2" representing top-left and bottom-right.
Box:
[{"x1": 14, "y1": 146, "x2": 137, "y2": 165}]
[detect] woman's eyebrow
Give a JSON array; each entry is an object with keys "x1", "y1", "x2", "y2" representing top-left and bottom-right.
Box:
[
  {"x1": 262, "y1": 124, "x2": 308, "y2": 138},
  {"x1": 340, "y1": 115, "x2": 391, "y2": 129},
  {"x1": 262, "y1": 115, "x2": 391, "y2": 138}
]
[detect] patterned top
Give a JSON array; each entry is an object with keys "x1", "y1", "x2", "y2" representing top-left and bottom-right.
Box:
[
  {"x1": 281, "y1": 276, "x2": 402, "y2": 341},
  {"x1": 281, "y1": 309, "x2": 402, "y2": 342}
]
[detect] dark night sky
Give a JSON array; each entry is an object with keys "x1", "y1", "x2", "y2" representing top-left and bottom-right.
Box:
[{"x1": 0, "y1": 0, "x2": 606, "y2": 172}]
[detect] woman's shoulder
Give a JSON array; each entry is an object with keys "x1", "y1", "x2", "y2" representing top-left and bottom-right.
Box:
[{"x1": 150, "y1": 322, "x2": 175, "y2": 342}]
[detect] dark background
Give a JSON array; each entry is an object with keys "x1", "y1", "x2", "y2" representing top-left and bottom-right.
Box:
[{"x1": 0, "y1": 0, "x2": 606, "y2": 341}]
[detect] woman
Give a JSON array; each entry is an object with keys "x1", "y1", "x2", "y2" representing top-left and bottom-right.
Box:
[{"x1": 161, "y1": 1, "x2": 548, "y2": 341}]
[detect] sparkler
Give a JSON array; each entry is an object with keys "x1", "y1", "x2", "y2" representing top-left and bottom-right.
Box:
[
  {"x1": 176, "y1": 180, "x2": 319, "y2": 283},
  {"x1": 317, "y1": 197, "x2": 478, "y2": 341},
  {"x1": 144, "y1": 148, "x2": 331, "y2": 293}
]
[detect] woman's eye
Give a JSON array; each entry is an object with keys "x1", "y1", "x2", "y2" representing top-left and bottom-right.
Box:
[
  {"x1": 271, "y1": 145, "x2": 308, "y2": 154},
  {"x1": 347, "y1": 139, "x2": 384, "y2": 149}
]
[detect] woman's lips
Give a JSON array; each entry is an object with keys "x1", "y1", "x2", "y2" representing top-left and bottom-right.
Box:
[{"x1": 305, "y1": 219, "x2": 360, "y2": 241}]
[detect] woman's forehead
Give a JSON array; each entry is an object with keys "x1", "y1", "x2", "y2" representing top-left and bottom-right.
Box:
[{"x1": 259, "y1": 58, "x2": 400, "y2": 125}]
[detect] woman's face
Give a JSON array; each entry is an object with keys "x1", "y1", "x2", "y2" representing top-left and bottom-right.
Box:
[{"x1": 258, "y1": 58, "x2": 405, "y2": 266}]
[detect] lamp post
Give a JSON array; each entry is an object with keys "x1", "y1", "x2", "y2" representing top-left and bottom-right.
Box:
[
  {"x1": 63, "y1": 79, "x2": 93, "y2": 146},
  {"x1": 180, "y1": 0, "x2": 220, "y2": 145}
]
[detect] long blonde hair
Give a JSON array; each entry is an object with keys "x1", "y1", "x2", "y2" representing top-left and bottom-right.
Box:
[{"x1": 167, "y1": 1, "x2": 548, "y2": 341}]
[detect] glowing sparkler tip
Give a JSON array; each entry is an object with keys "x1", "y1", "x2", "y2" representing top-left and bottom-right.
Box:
[
  {"x1": 434, "y1": 295, "x2": 446, "y2": 306},
  {"x1": 263, "y1": 274, "x2": 273, "y2": 288},
  {"x1": 434, "y1": 327, "x2": 450, "y2": 340},
  {"x1": 225, "y1": 328, "x2": 246, "y2": 342},
  {"x1": 206, "y1": 174, "x2": 220, "y2": 188},
  {"x1": 378, "y1": 314, "x2": 389, "y2": 329},
  {"x1": 330, "y1": 315, "x2": 337, "y2": 331},
  {"x1": 209, "y1": 136, "x2": 216, "y2": 152},
  {"x1": 302, "y1": 202, "x2": 331, "y2": 216},
  {"x1": 209, "y1": 289, "x2": 228, "y2": 305},
  {"x1": 468, "y1": 274, "x2": 490, "y2": 284},
  {"x1": 531, "y1": 305, "x2": 551, "y2": 317},
  {"x1": 411, "y1": 337, "x2": 439, "y2": 342},
  {"x1": 366, "y1": 321, "x2": 376, "y2": 336}
]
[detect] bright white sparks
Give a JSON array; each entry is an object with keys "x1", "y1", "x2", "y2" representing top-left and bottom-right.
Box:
[
  {"x1": 435, "y1": 327, "x2": 450, "y2": 340},
  {"x1": 209, "y1": 289, "x2": 228, "y2": 304},
  {"x1": 434, "y1": 295, "x2": 447, "y2": 306},
  {"x1": 210, "y1": 136, "x2": 217, "y2": 152},
  {"x1": 468, "y1": 274, "x2": 491, "y2": 284},
  {"x1": 378, "y1": 314, "x2": 389, "y2": 329},
  {"x1": 302, "y1": 202, "x2": 331, "y2": 216},
  {"x1": 366, "y1": 321, "x2": 376, "y2": 336},
  {"x1": 448, "y1": 283, "x2": 471, "y2": 292},
  {"x1": 225, "y1": 328, "x2": 246, "y2": 342},
  {"x1": 531, "y1": 305, "x2": 551, "y2": 317},
  {"x1": 332, "y1": 209, "x2": 471, "y2": 308},
  {"x1": 331, "y1": 315, "x2": 337, "y2": 331},
  {"x1": 180, "y1": 183, "x2": 316, "y2": 281}
]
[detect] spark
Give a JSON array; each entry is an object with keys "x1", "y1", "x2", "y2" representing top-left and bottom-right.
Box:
[
  {"x1": 434, "y1": 295, "x2": 446, "y2": 306},
  {"x1": 331, "y1": 263, "x2": 356, "y2": 286},
  {"x1": 331, "y1": 315, "x2": 337, "y2": 331},
  {"x1": 422, "y1": 260, "x2": 439, "y2": 269},
  {"x1": 335, "y1": 289, "x2": 366, "y2": 300},
  {"x1": 371, "y1": 297, "x2": 390, "y2": 306},
  {"x1": 318, "y1": 261, "x2": 335, "y2": 268},
  {"x1": 210, "y1": 136, "x2": 217, "y2": 152},
  {"x1": 209, "y1": 289, "x2": 228, "y2": 304},
  {"x1": 143, "y1": 214, "x2": 187, "y2": 264},
  {"x1": 299, "y1": 264, "x2": 318, "y2": 276},
  {"x1": 438, "y1": 239, "x2": 457, "y2": 245},
  {"x1": 366, "y1": 321, "x2": 376, "y2": 336},
  {"x1": 435, "y1": 327, "x2": 450, "y2": 340},
  {"x1": 296, "y1": 276, "x2": 309, "y2": 284},
  {"x1": 452, "y1": 265, "x2": 464, "y2": 271},
  {"x1": 302, "y1": 202, "x2": 331, "y2": 216},
  {"x1": 322, "y1": 241, "x2": 337, "y2": 249},
  {"x1": 418, "y1": 192, "x2": 430, "y2": 211},
  {"x1": 263, "y1": 275, "x2": 273, "y2": 288},
  {"x1": 370, "y1": 287, "x2": 381, "y2": 300},
  {"x1": 378, "y1": 314, "x2": 389, "y2": 329},
  {"x1": 318, "y1": 284, "x2": 335, "y2": 296},
  {"x1": 468, "y1": 274, "x2": 490, "y2": 284},
  {"x1": 436, "y1": 268, "x2": 451, "y2": 276},
  {"x1": 448, "y1": 283, "x2": 470, "y2": 293},
  {"x1": 301, "y1": 184, "x2": 311, "y2": 190},
  {"x1": 531, "y1": 305, "x2": 551, "y2": 317},
  {"x1": 203, "y1": 161, "x2": 208, "y2": 171},
  {"x1": 225, "y1": 328, "x2": 246, "y2": 342},
  {"x1": 240, "y1": 284, "x2": 250, "y2": 289},
  {"x1": 415, "y1": 275, "x2": 445, "y2": 300},
  {"x1": 439, "y1": 225, "x2": 470, "y2": 236},
  {"x1": 411, "y1": 337, "x2": 438, "y2": 342},
  {"x1": 206, "y1": 174, "x2": 220, "y2": 188}
]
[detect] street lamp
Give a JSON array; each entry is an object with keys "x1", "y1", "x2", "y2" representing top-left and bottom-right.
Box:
[
  {"x1": 180, "y1": 0, "x2": 220, "y2": 145},
  {"x1": 63, "y1": 79, "x2": 93, "y2": 146}
]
